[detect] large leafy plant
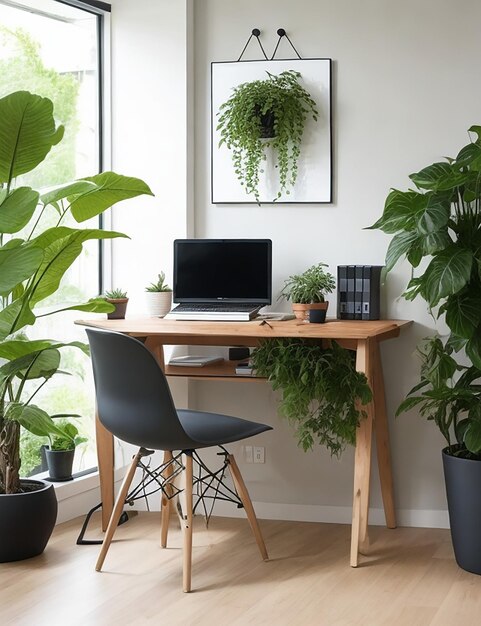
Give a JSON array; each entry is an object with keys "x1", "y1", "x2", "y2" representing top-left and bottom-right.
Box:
[
  {"x1": 250, "y1": 339, "x2": 372, "y2": 456},
  {"x1": 217, "y1": 70, "x2": 318, "y2": 203},
  {"x1": 0, "y1": 91, "x2": 153, "y2": 494},
  {"x1": 370, "y1": 125, "x2": 481, "y2": 457}
]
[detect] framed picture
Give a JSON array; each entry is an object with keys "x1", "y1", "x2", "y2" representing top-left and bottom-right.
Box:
[{"x1": 211, "y1": 58, "x2": 332, "y2": 205}]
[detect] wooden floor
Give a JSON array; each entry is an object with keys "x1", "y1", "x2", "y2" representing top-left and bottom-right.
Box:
[{"x1": 1, "y1": 513, "x2": 480, "y2": 625}]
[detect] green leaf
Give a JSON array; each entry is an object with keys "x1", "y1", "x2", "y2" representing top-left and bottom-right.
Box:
[
  {"x1": 5, "y1": 403, "x2": 65, "y2": 439},
  {"x1": 44, "y1": 297, "x2": 114, "y2": 316},
  {"x1": 422, "y1": 247, "x2": 473, "y2": 306},
  {"x1": 415, "y1": 193, "x2": 451, "y2": 235},
  {"x1": 0, "y1": 91, "x2": 64, "y2": 185},
  {"x1": 445, "y1": 292, "x2": 481, "y2": 340},
  {"x1": 409, "y1": 162, "x2": 467, "y2": 191},
  {"x1": 466, "y1": 329, "x2": 481, "y2": 370},
  {"x1": 17, "y1": 348, "x2": 61, "y2": 380},
  {"x1": 0, "y1": 187, "x2": 39, "y2": 234},
  {"x1": 385, "y1": 231, "x2": 419, "y2": 272},
  {"x1": 29, "y1": 228, "x2": 127, "y2": 306},
  {"x1": 395, "y1": 395, "x2": 427, "y2": 416},
  {"x1": 446, "y1": 333, "x2": 467, "y2": 353},
  {"x1": 0, "y1": 243, "x2": 43, "y2": 296},
  {"x1": 40, "y1": 180, "x2": 97, "y2": 207},
  {"x1": 422, "y1": 231, "x2": 452, "y2": 255},
  {"x1": 367, "y1": 190, "x2": 425, "y2": 234},
  {"x1": 69, "y1": 172, "x2": 154, "y2": 222},
  {"x1": 0, "y1": 299, "x2": 35, "y2": 340},
  {"x1": 464, "y1": 420, "x2": 481, "y2": 454}
]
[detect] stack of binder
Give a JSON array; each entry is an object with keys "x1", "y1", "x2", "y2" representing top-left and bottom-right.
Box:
[{"x1": 337, "y1": 266, "x2": 383, "y2": 320}]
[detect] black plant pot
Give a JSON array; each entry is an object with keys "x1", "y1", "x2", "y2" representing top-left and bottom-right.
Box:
[
  {"x1": 45, "y1": 448, "x2": 75, "y2": 482},
  {"x1": 443, "y1": 447, "x2": 481, "y2": 575},
  {"x1": 254, "y1": 106, "x2": 276, "y2": 139},
  {"x1": 0, "y1": 479, "x2": 57, "y2": 562}
]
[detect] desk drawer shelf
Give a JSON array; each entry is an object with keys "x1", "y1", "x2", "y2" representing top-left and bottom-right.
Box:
[{"x1": 165, "y1": 360, "x2": 265, "y2": 381}]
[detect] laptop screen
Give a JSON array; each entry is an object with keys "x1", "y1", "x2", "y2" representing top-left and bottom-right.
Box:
[{"x1": 173, "y1": 239, "x2": 272, "y2": 304}]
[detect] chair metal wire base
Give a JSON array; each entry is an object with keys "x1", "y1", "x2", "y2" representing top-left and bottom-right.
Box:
[{"x1": 77, "y1": 446, "x2": 243, "y2": 544}]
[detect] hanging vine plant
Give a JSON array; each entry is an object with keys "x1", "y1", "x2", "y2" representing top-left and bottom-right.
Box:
[
  {"x1": 217, "y1": 70, "x2": 318, "y2": 203},
  {"x1": 250, "y1": 339, "x2": 372, "y2": 456}
]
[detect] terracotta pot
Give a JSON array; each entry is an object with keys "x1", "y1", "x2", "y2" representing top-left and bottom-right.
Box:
[
  {"x1": 145, "y1": 291, "x2": 172, "y2": 317},
  {"x1": 106, "y1": 298, "x2": 128, "y2": 320},
  {"x1": 292, "y1": 301, "x2": 329, "y2": 321}
]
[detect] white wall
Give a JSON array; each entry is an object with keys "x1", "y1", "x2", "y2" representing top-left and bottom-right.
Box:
[
  {"x1": 191, "y1": 0, "x2": 481, "y2": 527},
  {"x1": 96, "y1": 0, "x2": 481, "y2": 528}
]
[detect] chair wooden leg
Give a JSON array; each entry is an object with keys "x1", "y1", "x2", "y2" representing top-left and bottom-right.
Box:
[
  {"x1": 227, "y1": 453, "x2": 268, "y2": 561},
  {"x1": 95, "y1": 450, "x2": 141, "y2": 572},
  {"x1": 182, "y1": 453, "x2": 193, "y2": 593},
  {"x1": 160, "y1": 450, "x2": 174, "y2": 548}
]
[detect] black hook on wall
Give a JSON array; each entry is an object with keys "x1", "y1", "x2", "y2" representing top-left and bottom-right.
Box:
[
  {"x1": 237, "y1": 28, "x2": 268, "y2": 61},
  {"x1": 271, "y1": 28, "x2": 302, "y2": 60}
]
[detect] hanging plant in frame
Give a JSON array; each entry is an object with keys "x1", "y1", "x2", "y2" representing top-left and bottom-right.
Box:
[
  {"x1": 217, "y1": 70, "x2": 318, "y2": 203},
  {"x1": 211, "y1": 59, "x2": 332, "y2": 205}
]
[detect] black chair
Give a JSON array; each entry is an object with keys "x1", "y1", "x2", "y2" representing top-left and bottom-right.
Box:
[{"x1": 86, "y1": 328, "x2": 272, "y2": 592}]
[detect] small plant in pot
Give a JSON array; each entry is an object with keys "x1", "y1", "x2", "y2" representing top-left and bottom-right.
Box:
[
  {"x1": 217, "y1": 69, "x2": 318, "y2": 203},
  {"x1": 0, "y1": 90, "x2": 153, "y2": 562},
  {"x1": 104, "y1": 288, "x2": 129, "y2": 320},
  {"x1": 44, "y1": 421, "x2": 87, "y2": 482},
  {"x1": 370, "y1": 124, "x2": 481, "y2": 575},
  {"x1": 279, "y1": 262, "x2": 335, "y2": 321},
  {"x1": 145, "y1": 272, "x2": 172, "y2": 317}
]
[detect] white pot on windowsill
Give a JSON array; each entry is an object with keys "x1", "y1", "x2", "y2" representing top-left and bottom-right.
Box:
[{"x1": 146, "y1": 291, "x2": 172, "y2": 317}]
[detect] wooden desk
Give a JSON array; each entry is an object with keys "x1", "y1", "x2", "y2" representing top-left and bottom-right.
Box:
[{"x1": 77, "y1": 317, "x2": 411, "y2": 567}]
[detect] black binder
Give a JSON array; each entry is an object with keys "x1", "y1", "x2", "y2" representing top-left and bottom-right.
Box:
[{"x1": 337, "y1": 265, "x2": 383, "y2": 320}]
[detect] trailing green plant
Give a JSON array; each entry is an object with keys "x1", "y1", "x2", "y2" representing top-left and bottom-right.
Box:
[
  {"x1": 217, "y1": 70, "x2": 318, "y2": 203},
  {"x1": 370, "y1": 125, "x2": 481, "y2": 458},
  {"x1": 104, "y1": 288, "x2": 128, "y2": 299},
  {"x1": 250, "y1": 339, "x2": 372, "y2": 456},
  {"x1": 397, "y1": 336, "x2": 481, "y2": 458},
  {"x1": 146, "y1": 272, "x2": 171, "y2": 292},
  {"x1": 0, "y1": 90, "x2": 153, "y2": 494},
  {"x1": 279, "y1": 262, "x2": 335, "y2": 303}
]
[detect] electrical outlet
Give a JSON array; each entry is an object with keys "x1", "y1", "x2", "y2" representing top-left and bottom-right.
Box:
[
  {"x1": 244, "y1": 445, "x2": 253, "y2": 463},
  {"x1": 254, "y1": 446, "x2": 265, "y2": 464}
]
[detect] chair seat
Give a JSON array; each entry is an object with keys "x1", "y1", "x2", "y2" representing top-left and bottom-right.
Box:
[{"x1": 177, "y1": 409, "x2": 272, "y2": 449}]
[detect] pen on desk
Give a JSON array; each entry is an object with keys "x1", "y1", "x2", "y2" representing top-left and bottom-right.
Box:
[{"x1": 259, "y1": 319, "x2": 273, "y2": 329}]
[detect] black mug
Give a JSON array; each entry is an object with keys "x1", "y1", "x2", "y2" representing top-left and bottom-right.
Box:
[{"x1": 309, "y1": 309, "x2": 326, "y2": 324}]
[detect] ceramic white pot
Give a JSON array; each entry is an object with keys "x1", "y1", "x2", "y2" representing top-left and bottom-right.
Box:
[{"x1": 146, "y1": 291, "x2": 172, "y2": 317}]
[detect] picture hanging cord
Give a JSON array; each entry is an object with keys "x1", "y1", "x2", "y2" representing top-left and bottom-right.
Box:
[
  {"x1": 237, "y1": 28, "x2": 268, "y2": 61},
  {"x1": 271, "y1": 28, "x2": 302, "y2": 60}
]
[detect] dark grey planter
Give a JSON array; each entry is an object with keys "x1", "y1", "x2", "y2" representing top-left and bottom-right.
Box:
[
  {"x1": 45, "y1": 448, "x2": 75, "y2": 482},
  {"x1": 0, "y1": 479, "x2": 57, "y2": 562},
  {"x1": 442, "y1": 447, "x2": 481, "y2": 575}
]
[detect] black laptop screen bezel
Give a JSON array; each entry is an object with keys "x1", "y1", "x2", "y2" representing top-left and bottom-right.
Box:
[{"x1": 173, "y1": 239, "x2": 272, "y2": 305}]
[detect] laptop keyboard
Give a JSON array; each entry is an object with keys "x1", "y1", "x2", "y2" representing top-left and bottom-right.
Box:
[{"x1": 173, "y1": 303, "x2": 257, "y2": 313}]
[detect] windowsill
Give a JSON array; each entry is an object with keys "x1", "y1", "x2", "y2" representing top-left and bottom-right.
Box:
[
  {"x1": 33, "y1": 469, "x2": 101, "y2": 501},
  {"x1": 31, "y1": 465, "x2": 127, "y2": 501}
]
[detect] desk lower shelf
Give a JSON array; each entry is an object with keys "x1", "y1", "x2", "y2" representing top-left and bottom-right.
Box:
[{"x1": 165, "y1": 359, "x2": 265, "y2": 382}]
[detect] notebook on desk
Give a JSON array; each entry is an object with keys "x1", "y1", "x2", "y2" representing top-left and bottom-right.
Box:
[{"x1": 164, "y1": 239, "x2": 272, "y2": 321}]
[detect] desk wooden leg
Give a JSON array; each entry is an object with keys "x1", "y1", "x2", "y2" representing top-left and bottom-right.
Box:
[
  {"x1": 373, "y1": 342, "x2": 396, "y2": 529},
  {"x1": 95, "y1": 410, "x2": 114, "y2": 532},
  {"x1": 351, "y1": 339, "x2": 374, "y2": 567}
]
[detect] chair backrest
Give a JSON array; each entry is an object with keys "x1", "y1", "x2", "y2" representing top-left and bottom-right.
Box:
[{"x1": 86, "y1": 328, "x2": 194, "y2": 451}]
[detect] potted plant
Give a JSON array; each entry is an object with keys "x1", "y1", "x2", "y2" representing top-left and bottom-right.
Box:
[
  {"x1": 250, "y1": 339, "x2": 372, "y2": 456},
  {"x1": 44, "y1": 421, "x2": 87, "y2": 482},
  {"x1": 279, "y1": 262, "x2": 336, "y2": 321},
  {"x1": 145, "y1": 272, "x2": 172, "y2": 317},
  {"x1": 217, "y1": 69, "x2": 318, "y2": 203},
  {"x1": 369, "y1": 125, "x2": 481, "y2": 574},
  {"x1": 104, "y1": 288, "x2": 129, "y2": 320},
  {"x1": 0, "y1": 90, "x2": 153, "y2": 562}
]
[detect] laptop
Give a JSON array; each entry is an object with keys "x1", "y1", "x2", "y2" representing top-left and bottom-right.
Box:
[{"x1": 164, "y1": 239, "x2": 272, "y2": 321}]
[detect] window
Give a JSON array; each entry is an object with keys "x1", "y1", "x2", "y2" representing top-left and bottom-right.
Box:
[{"x1": 0, "y1": 0, "x2": 110, "y2": 476}]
